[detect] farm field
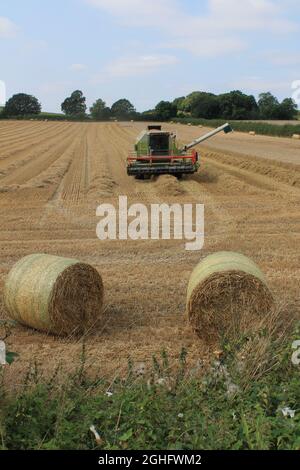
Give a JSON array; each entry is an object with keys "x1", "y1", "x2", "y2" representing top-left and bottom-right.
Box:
[
  {"x1": 233, "y1": 119, "x2": 300, "y2": 125},
  {"x1": 0, "y1": 120, "x2": 300, "y2": 388},
  {"x1": 168, "y1": 122, "x2": 300, "y2": 165}
]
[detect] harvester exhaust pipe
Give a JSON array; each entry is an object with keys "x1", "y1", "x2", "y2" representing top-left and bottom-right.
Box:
[{"x1": 181, "y1": 123, "x2": 232, "y2": 152}]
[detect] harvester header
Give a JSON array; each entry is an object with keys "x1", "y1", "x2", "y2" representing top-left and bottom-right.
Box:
[{"x1": 127, "y1": 123, "x2": 233, "y2": 179}]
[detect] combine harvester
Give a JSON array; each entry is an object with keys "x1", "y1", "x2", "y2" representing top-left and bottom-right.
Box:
[{"x1": 127, "y1": 123, "x2": 232, "y2": 179}]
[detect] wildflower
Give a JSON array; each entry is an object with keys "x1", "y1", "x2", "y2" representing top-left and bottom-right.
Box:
[
  {"x1": 280, "y1": 407, "x2": 296, "y2": 418},
  {"x1": 90, "y1": 425, "x2": 103, "y2": 445}
]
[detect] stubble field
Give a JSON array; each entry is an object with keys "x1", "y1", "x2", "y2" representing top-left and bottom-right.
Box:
[{"x1": 0, "y1": 120, "x2": 300, "y2": 388}]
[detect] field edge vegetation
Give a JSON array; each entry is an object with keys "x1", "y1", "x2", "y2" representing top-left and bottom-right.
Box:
[
  {"x1": 1, "y1": 113, "x2": 299, "y2": 139},
  {"x1": 1, "y1": 322, "x2": 299, "y2": 451}
]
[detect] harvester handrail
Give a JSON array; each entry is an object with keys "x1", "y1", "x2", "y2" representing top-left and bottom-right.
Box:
[{"x1": 127, "y1": 151, "x2": 197, "y2": 165}]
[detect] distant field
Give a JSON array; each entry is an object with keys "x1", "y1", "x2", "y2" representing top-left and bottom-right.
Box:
[
  {"x1": 233, "y1": 119, "x2": 300, "y2": 125},
  {"x1": 165, "y1": 121, "x2": 300, "y2": 165},
  {"x1": 0, "y1": 111, "x2": 81, "y2": 121},
  {"x1": 174, "y1": 117, "x2": 300, "y2": 137}
]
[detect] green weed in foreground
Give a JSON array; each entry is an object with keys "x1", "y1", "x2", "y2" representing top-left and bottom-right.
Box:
[{"x1": 0, "y1": 331, "x2": 299, "y2": 451}]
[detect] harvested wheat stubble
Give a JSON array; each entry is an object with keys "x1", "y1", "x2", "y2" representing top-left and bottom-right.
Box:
[
  {"x1": 187, "y1": 252, "x2": 274, "y2": 342},
  {"x1": 4, "y1": 254, "x2": 104, "y2": 336},
  {"x1": 154, "y1": 175, "x2": 186, "y2": 196}
]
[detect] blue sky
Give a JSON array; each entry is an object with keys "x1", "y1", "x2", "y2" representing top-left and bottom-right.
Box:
[{"x1": 0, "y1": 0, "x2": 300, "y2": 112}]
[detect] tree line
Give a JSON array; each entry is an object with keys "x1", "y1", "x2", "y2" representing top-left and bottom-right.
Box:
[
  {"x1": 0, "y1": 89, "x2": 298, "y2": 121},
  {"x1": 150, "y1": 91, "x2": 298, "y2": 121}
]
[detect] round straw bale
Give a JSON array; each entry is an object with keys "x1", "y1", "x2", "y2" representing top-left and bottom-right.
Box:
[
  {"x1": 4, "y1": 254, "x2": 104, "y2": 336},
  {"x1": 187, "y1": 252, "x2": 274, "y2": 342}
]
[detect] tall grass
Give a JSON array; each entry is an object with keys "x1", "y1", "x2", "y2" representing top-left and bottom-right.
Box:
[{"x1": 1, "y1": 319, "x2": 299, "y2": 450}]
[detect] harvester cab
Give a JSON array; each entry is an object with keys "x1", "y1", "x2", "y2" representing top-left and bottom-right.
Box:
[{"x1": 127, "y1": 123, "x2": 233, "y2": 179}]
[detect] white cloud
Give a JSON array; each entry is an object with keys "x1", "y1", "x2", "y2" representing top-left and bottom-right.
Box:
[
  {"x1": 86, "y1": 0, "x2": 298, "y2": 56},
  {"x1": 70, "y1": 63, "x2": 87, "y2": 71},
  {"x1": 105, "y1": 54, "x2": 178, "y2": 78},
  {"x1": 92, "y1": 54, "x2": 179, "y2": 82},
  {"x1": 38, "y1": 81, "x2": 72, "y2": 95},
  {"x1": 201, "y1": 0, "x2": 297, "y2": 34},
  {"x1": 229, "y1": 76, "x2": 293, "y2": 93},
  {"x1": 87, "y1": 0, "x2": 297, "y2": 32},
  {"x1": 86, "y1": 0, "x2": 177, "y2": 27},
  {"x1": 264, "y1": 52, "x2": 300, "y2": 66},
  {"x1": 0, "y1": 17, "x2": 18, "y2": 38},
  {"x1": 163, "y1": 37, "x2": 245, "y2": 57}
]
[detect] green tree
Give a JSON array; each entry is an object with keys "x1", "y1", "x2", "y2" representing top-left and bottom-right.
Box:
[
  {"x1": 190, "y1": 92, "x2": 220, "y2": 119},
  {"x1": 140, "y1": 109, "x2": 159, "y2": 121},
  {"x1": 111, "y1": 99, "x2": 135, "y2": 119},
  {"x1": 218, "y1": 90, "x2": 258, "y2": 120},
  {"x1": 4, "y1": 93, "x2": 41, "y2": 116},
  {"x1": 155, "y1": 101, "x2": 177, "y2": 120},
  {"x1": 275, "y1": 98, "x2": 298, "y2": 120},
  {"x1": 90, "y1": 99, "x2": 111, "y2": 120},
  {"x1": 61, "y1": 90, "x2": 87, "y2": 116},
  {"x1": 172, "y1": 96, "x2": 186, "y2": 112},
  {"x1": 258, "y1": 92, "x2": 279, "y2": 119},
  {"x1": 181, "y1": 92, "x2": 204, "y2": 113}
]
